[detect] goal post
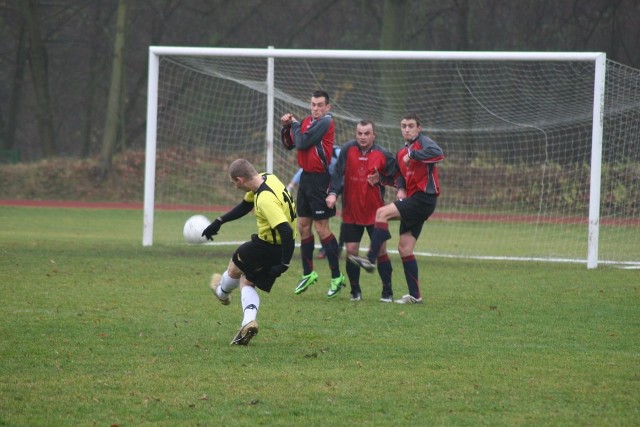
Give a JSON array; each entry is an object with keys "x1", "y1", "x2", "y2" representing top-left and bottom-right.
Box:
[
  {"x1": 143, "y1": 47, "x2": 640, "y2": 269},
  {"x1": 587, "y1": 53, "x2": 606, "y2": 269}
]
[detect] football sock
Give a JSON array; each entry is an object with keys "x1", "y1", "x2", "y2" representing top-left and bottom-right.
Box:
[
  {"x1": 321, "y1": 234, "x2": 341, "y2": 278},
  {"x1": 377, "y1": 253, "x2": 393, "y2": 294},
  {"x1": 218, "y1": 271, "x2": 240, "y2": 297},
  {"x1": 345, "y1": 256, "x2": 360, "y2": 289},
  {"x1": 401, "y1": 255, "x2": 421, "y2": 299},
  {"x1": 241, "y1": 286, "x2": 260, "y2": 326},
  {"x1": 300, "y1": 236, "x2": 315, "y2": 275},
  {"x1": 367, "y1": 222, "x2": 391, "y2": 262}
]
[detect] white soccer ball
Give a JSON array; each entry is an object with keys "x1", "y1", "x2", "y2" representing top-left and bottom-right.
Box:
[{"x1": 183, "y1": 215, "x2": 211, "y2": 244}]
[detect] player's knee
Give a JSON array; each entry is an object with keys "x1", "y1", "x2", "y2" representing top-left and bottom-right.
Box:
[
  {"x1": 345, "y1": 243, "x2": 359, "y2": 256},
  {"x1": 298, "y1": 221, "x2": 312, "y2": 237},
  {"x1": 313, "y1": 219, "x2": 331, "y2": 237},
  {"x1": 397, "y1": 242, "x2": 416, "y2": 258},
  {"x1": 398, "y1": 250, "x2": 412, "y2": 259},
  {"x1": 375, "y1": 206, "x2": 391, "y2": 222}
]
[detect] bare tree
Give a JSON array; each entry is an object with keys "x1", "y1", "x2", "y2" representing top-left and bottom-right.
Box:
[
  {"x1": 1, "y1": 0, "x2": 638, "y2": 163},
  {"x1": 380, "y1": 0, "x2": 408, "y2": 122},
  {"x1": 99, "y1": 0, "x2": 127, "y2": 176},
  {"x1": 3, "y1": 25, "x2": 27, "y2": 153},
  {"x1": 19, "y1": 0, "x2": 55, "y2": 157}
]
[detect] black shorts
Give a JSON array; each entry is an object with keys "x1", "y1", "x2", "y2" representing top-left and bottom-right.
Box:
[
  {"x1": 296, "y1": 171, "x2": 336, "y2": 220},
  {"x1": 341, "y1": 223, "x2": 374, "y2": 243},
  {"x1": 394, "y1": 192, "x2": 437, "y2": 239},
  {"x1": 232, "y1": 234, "x2": 282, "y2": 292}
]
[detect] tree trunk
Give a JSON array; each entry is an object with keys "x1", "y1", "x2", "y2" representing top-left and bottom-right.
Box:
[
  {"x1": 455, "y1": 0, "x2": 476, "y2": 161},
  {"x1": 3, "y1": 26, "x2": 27, "y2": 152},
  {"x1": 99, "y1": 0, "x2": 127, "y2": 176},
  {"x1": 380, "y1": 0, "x2": 408, "y2": 123},
  {"x1": 19, "y1": 0, "x2": 56, "y2": 157},
  {"x1": 81, "y1": 3, "x2": 104, "y2": 158}
]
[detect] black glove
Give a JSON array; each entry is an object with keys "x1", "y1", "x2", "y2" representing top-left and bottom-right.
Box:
[
  {"x1": 268, "y1": 263, "x2": 289, "y2": 279},
  {"x1": 201, "y1": 218, "x2": 222, "y2": 241}
]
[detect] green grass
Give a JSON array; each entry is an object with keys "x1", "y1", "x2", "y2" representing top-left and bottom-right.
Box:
[
  {"x1": 150, "y1": 209, "x2": 640, "y2": 264},
  {"x1": 1, "y1": 206, "x2": 639, "y2": 426}
]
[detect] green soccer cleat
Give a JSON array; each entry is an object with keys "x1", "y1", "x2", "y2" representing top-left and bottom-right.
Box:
[
  {"x1": 326, "y1": 274, "x2": 346, "y2": 298},
  {"x1": 294, "y1": 271, "x2": 318, "y2": 294}
]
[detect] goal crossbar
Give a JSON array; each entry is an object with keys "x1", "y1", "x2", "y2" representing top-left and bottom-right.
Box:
[{"x1": 149, "y1": 46, "x2": 603, "y2": 61}]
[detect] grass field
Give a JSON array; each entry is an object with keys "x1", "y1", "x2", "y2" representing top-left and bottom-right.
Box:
[{"x1": 1, "y1": 206, "x2": 638, "y2": 426}]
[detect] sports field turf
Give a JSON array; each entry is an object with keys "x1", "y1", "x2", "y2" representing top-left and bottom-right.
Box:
[{"x1": 1, "y1": 206, "x2": 638, "y2": 426}]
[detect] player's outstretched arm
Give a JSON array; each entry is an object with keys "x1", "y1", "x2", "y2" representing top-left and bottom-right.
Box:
[{"x1": 201, "y1": 200, "x2": 253, "y2": 240}]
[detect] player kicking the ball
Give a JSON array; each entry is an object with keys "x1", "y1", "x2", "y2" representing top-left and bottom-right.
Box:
[{"x1": 201, "y1": 159, "x2": 296, "y2": 345}]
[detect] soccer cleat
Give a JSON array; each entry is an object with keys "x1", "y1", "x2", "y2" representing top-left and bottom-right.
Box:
[
  {"x1": 294, "y1": 271, "x2": 318, "y2": 294},
  {"x1": 348, "y1": 255, "x2": 376, "y2": 273},
  {"x1": 350, "y1": 293, "x2": 362, "y2": 301},
  {"x1": 317, "y1": 248, "x2": 326, "y2": 259},
  {"x1": 209, "y1": 273, "x2": 230, "y2": 305},
  {"x1": 230, "y1": 320, "x2": 259, "y2": 345},
  {"x1": 394, "y1": 294, "x2": 423, "y2": 304},
  {"x1": 380, "y1": 294, "x2": 393, "y2": 303},
  {"x1": 326, "y1": 274, "x2": 346, "y2": 298}
]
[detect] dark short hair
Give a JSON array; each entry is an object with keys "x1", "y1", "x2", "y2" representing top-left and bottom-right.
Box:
[
  {"x1": 358, "y1": 119, "x2": 376, "y2": 133},
  {"x1": 402, "y1": 112, "x2": 421, "y2": 126},
  {"x1": 312, "y1": 90, "x2": 330, "y2": 104}
]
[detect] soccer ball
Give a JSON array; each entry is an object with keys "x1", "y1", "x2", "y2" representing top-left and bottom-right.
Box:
[{"x1": 183, "y1": 215, "x2": 211, "y2": 244}]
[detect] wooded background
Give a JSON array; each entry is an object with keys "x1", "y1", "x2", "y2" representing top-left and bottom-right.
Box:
[{"x1": 1, "y1": 0, "x2": 638, "y2": 175}]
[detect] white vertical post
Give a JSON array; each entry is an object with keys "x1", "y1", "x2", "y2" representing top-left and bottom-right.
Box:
[
  {"x1": 587, "y1": 53, "x2": 606, "y2": 269},
  {"x1": 266, "y1": 46, "x2": 275, "y2": 173},
  {"x1": 142, "y1": 49, "x2": 159, "y2": 246}
]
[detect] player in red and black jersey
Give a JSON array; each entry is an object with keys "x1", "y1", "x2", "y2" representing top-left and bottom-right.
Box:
[
  {"x1": 281, "y1": 90, "x2": 345, "y2": 297},
  {"x1": 349, "y1": 113, "x2": 444, "y2": 304},
  {"x1": 326, "y1": 120, "x2": 398, "y2": 301}
]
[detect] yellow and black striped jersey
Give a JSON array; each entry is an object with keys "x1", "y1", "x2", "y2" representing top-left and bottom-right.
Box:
[{"x1": 243, "y1": 173, "x2": 297, "y2": 244}]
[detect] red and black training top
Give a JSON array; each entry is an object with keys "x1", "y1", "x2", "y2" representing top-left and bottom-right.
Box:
[
  {"x1": 282, "y1": 114, "x2": 335, "y2": 173},
  {"x1": 329, "y1": 140, "x2": 398, "y2": 225},
  {"x1": 396, "y1": 133, "x2": 444, "y2": 198}
]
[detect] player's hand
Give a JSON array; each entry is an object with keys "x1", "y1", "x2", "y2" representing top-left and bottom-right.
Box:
[
  {"x1": 367, "y1": 168, "x2": 380, "y2": 186},
  {"x1": 325, "y1": 194, "x2": 337, "y2": 209},
  {"x1": 280, "y1": 113, "x2": 293, "y2": 126},
  {"x1": 201, "y1": 218, "x2": 222, "y2": 240},
  {"x1": 268, "y1": 263, "x2": 289, "y2": 279}
]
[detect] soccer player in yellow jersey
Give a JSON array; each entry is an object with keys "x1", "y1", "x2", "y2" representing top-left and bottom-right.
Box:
[{"x1": 201, "y1": 159, "x2": 297, "y2": 345}]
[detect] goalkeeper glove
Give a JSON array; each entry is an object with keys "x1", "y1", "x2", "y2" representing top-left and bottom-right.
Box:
[
  {"x1": 268, "y1": 263, "x2": 289, "y2": 279},
  {"x1": 201, "y1": 218, "x2": 223, "y2": 240}
]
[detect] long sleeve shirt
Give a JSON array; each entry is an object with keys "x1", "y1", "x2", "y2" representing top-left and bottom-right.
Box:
[
  {"x1": 396, "y1": 134, "x2": 444, "y2": 198},
  {"x1": 329, "y1": 140, "x2": 398, "y2": 225},
  {"x1": 289, "y1": 114, "x2": 335, "y2": 173}
]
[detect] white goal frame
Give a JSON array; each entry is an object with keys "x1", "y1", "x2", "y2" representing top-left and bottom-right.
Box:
[{"x1": 143, "y1": 47, "x2": 606, "y2": 269}]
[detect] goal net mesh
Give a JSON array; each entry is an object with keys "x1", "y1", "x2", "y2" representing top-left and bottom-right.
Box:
[{"x1": 150, "y1": 53, "x2": 640, "y2": 266}]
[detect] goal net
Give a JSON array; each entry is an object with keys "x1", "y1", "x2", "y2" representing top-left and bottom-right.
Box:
[{"x1": 144, "y1": 47, "x2": 640, "y2": 269}]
